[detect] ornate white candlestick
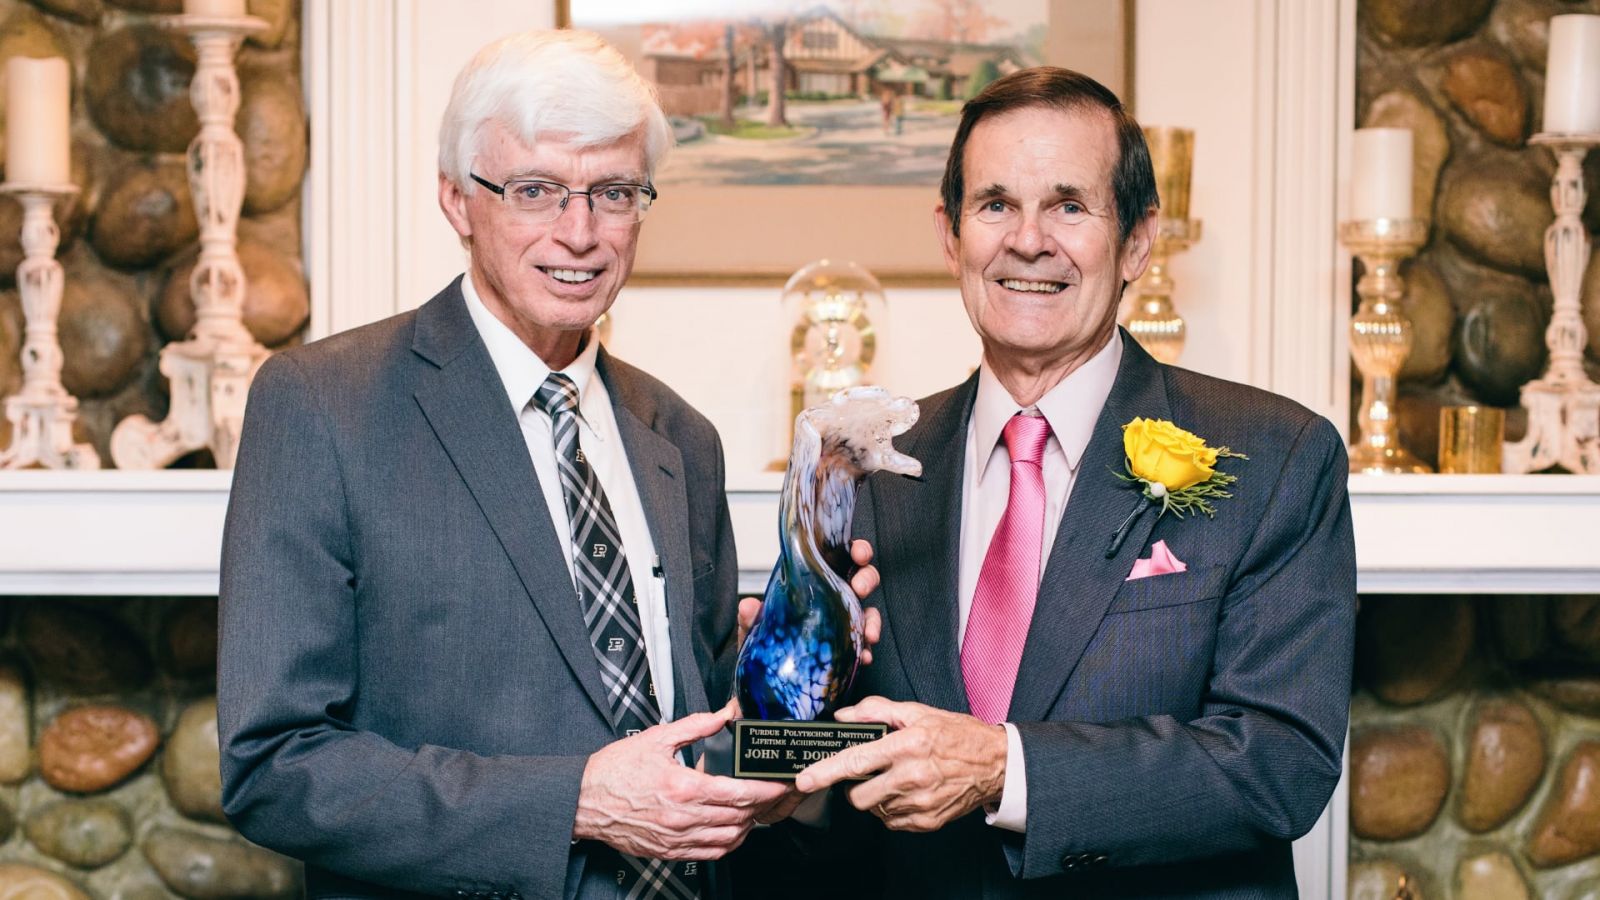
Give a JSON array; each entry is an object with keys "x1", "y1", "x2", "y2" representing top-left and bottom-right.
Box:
[
  {"x1": 1339, "y1": 217, "x2": 1431, "y2": 474},
  {"x1": 1126, "y1": 217, "x2": 1201, "y2": 364},
  {"x1": 1502, "y1": 133, "x2": 1600, "y2": 474},
  {"x1": 111, "y1": 12, "x2": 268, "y2": 470},
  {"x1": 0, "y1": 184, "x2": 98, "y2": 470}
]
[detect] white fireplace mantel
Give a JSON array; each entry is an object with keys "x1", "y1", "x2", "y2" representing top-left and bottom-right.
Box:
[{"x1": 2, "y1": 471, "x2": 1596, "y2": 598}]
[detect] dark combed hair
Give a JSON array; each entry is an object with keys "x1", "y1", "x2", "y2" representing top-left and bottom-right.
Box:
[{"x1": 939, "y1": 66, "x2": 1158, "y2": 243}]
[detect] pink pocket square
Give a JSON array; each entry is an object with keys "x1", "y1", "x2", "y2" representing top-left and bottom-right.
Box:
[{"x1": 1126, "y1": 540, "x2": 1188, "y2": 581}]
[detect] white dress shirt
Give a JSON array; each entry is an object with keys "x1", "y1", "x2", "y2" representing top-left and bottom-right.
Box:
[
  {"x1": 462, "y1": 274, "x2": 675, "y2": 719},
  {"x1": 960, "y1": 332, "x2": 1123, "y2": 832}
]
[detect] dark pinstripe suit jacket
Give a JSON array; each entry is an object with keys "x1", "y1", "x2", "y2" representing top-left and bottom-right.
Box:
[
  {"x1": 218, "y1": 279, "x2": 740, "y2": 900},
  {"x1": 847, "y1": 332, "x2": 1357, "y2": 899}
]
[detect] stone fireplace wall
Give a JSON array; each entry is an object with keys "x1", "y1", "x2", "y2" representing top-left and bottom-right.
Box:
[
  {"x1": 1356, "y1": 0, "x2": 1600, "y2": 464},
  {"x1": 0, "y1": 0, "x2": 308, "y2": 466},
  {"x1": 1349, "y1": 595, "x2": 1600, "y2": 898},
  {"x1": 0, "y1": 597, "x2": 297, "y2": 897}
]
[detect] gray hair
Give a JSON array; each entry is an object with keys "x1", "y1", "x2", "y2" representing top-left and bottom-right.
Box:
[{"x1": 438, "y1": 29, "x2": 673, "y2": 191}]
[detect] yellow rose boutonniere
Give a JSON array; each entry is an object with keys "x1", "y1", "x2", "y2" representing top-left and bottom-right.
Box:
[{"x1": 1106, "y1": 418, "x2": 1247, "y2": 557}]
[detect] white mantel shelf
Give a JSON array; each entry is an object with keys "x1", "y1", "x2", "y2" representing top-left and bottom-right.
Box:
[{"x1": 0, "y1": 471, "x2": 1597, "y2": 596}]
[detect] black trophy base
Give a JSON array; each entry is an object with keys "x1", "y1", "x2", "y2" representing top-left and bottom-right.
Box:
[{"x1": 703, "y1": 719, "x2": 888, "y2": 780}]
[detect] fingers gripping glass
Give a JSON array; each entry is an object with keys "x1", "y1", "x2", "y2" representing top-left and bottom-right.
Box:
[{"x1": 470, "y1": 173, "x2": 659, "y2": 224}]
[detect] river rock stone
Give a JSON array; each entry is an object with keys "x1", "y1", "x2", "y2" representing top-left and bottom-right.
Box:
[
  {"x1": 1454, "y1": 287, "x2": 1547, "y2": 407},
  {"x1": 58, "y1": 274, "x2": 149, "y2": 399},
  {"x1": 1351, "y1": 725, "x2": 1450, "y2": 840},
  {"x1": 1441, "y1": 49, "x2": 1528, "y2": 146},
  {"x1": 1357, "y1": 595, "x2": 1474, "y2": 704},
  {"x1": 1529, "y1": 742, "x2": 1600, "y2": 867},
  {"x1": 0, "y1": 663, "x2": 28, "y2": 784},
  {"x1": 1456, "y1": 851, "x2": 1529, "y2": 900},
  {"x1": 1569, "y1": 878, "x2": 1600, "y2": 900},
  {"x1": 0, "y1": 864, "x2": 91, "y2": 899},
  {"x1": 1491, "y1": 595, "x2": 1550, "y2": 661},
  {"x1": 1364, "y1": 91, "x2": 1450, "y2": 220},
  {"x1": 1350, "y1": 860, "x2": 1426, "y2": 900},
  {"x1": 1440, "y1": 159, "x2": 1552, "y2": 276},
  {"x1": 1459, "y1": 698, "x2": 1546, "y2": 831},
  {"x1": 24, "y1": 798, "x2": 132, "y2": 869},
  {"x1": 1490, "y1": 0, "x2": 1564, "y2": 71},
  {"x1": 38, "y1": 705, "x2": 159, "y2": 793},
  {"x1": 19, "y1": 603, "x2": 152, "y2": 692},
  {"x1": 1585, "y1": 251, "x2": 1600, "y2": 362},
  {"x1": 158, "y1": 241, "x2": 308, "y2": 346},
  {"x1": 1553, "y1": 595, "x2": 1600, "y2": 656},
  {"x1": 86, "y1": 25, "x2": 199, "y2": 153},
  {"x1": 1395, "y1": 390, "x2": 1446, "y2": 471},
  {"x1": 247, "y1": 0, "x2": 292, "y2": 49},
  {"x1": 90, "y1": 157, "x2": 198, "y2": 269},
  {"x1": 25, "y1": 0, "x2": 103, "y2": 25},
  {"x1": 1362, "y1": 0, "x2": 1491, "y2": 46},
  {"x1": 143, "y1": 827, "x2": 301, "y2": 899},
  {"x1": 238, "y1": 72, "x2": 308, "y2": 215},
  {"x1": 162, "y1": 697, "x2": 224, "y2": 822},
  {"x1": 1399, "y1": 260, "x2": 1453, "y2": 383},
  {"x1": 1530, "y1": 676, "x2": 1600, "y2": 716},
  {"x1": 162, "y1": 602, "x2": 217, "y2": 677}
]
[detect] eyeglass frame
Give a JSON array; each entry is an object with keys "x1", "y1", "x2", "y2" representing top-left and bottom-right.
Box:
[{"x1": 468, "y1": 172, "x2": 659, "y2": 223}]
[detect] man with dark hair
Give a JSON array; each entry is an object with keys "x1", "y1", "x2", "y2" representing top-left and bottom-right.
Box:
[{"x1": 796, "y1": 66, "x2": 1356, "y2": 898}]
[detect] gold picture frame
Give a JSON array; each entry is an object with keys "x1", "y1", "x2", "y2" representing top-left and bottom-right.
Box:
[{"x1": 557, "y1": 0, "x2": 1133, "y2": 285}]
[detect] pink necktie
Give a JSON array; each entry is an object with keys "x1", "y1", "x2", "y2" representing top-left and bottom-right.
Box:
[{"x1": 962, "y1": 413, "x2": 1052, "y2": 725}]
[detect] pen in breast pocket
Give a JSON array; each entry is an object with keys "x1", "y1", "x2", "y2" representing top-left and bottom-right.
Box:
[{"x1": 651, "y1": 554, "x2": 664, "y2": 578}]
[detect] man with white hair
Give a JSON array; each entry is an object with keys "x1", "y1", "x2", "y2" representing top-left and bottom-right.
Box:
[{"x1": 217, "y1": 30, "x2": 874, "y2": 900}]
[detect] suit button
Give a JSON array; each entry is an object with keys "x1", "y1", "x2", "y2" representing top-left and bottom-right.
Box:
[{"x1": 1092, "y1": 854, "x2": 1108, "y2": 866}]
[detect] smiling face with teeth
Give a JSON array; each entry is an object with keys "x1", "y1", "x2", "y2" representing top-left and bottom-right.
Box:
[
  {"x1": 936, "y1": 104, "x2": 1155, "y2": 395},
  {"x1": 439, "y1": 120, "x2": 648, "y2": 367}
]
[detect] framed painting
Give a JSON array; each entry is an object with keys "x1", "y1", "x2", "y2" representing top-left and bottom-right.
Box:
[{"x1": 556, "y1": 0, "x2": 1133, "y2": 284}]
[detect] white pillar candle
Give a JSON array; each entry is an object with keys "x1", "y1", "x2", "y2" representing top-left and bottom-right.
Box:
[
  {"x1": 1545, "y1": 14, "x2": 1600, "y2": 134},
  {"x1": 5, "y1": 57, "x2": 70, "y2": 187},
  {"x1": 184, "y1": 0, "x2": 246, "y2": 15},
  {"x1": 1350, "y1": 127, "x2": 1412, "y2": 222}
]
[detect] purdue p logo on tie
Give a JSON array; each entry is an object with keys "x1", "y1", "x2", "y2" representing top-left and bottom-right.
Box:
[
  {"x1": 607, "y1": 637, "x2": 624, "y2": 653},
  {"x1": 592, "y1": 543, "x2": 608, "y2": 558}
]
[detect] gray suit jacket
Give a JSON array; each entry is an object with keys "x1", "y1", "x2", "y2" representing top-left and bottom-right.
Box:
[
  {"x1": 218, "y1": 278, "x2": 740, "y2": 900},
  {"x1": 847, "y1": 333, "x2": 1356, "y2": 898}
]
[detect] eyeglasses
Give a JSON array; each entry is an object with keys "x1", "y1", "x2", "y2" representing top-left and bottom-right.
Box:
[{"x1": 470, "y1": 173, "x2": 658, "y2": 224}]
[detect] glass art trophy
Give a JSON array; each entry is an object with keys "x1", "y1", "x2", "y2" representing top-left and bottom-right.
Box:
[{"x1": 710, "y1": 386, "x2": 920, "y2": 779}]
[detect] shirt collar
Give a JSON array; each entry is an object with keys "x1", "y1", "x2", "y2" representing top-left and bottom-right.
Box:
[
  {"x1": 972, "y1": 330, "x2": 1123, "y2": 478},
  {"x1": 460, "y1": 271, "x2": 602, "y2": 432}
]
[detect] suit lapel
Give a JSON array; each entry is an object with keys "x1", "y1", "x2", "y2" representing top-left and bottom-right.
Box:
[
  {"x1": 1008, "y1": 333, "x2": 1171, "y2": 723},
  {"x1": 599, "y1": 351, "x2": 711, "y2": 720},
  {"x1": 875, "y1": 374, "x2": 977, "y2": 714},
  {"x1": 410, "y1": 282, "x2": 614, "y2": 724}
]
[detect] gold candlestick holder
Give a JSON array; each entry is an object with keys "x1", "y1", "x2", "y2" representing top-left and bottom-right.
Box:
[
  {"x1": 1340, "y1": 217, "x2": 1431, "y2": 474},
  {"x1": 1502, "y1": 132, "x2": 1600, "y2": 474},
  {"x1": 0, "y1": 183, "x2": 99, "y2": 470},
  {"x1": 1126, "y1": 217, "x2": 1201, "y2": 364},
  {"x1": 1127, "y1": 126, "x2": 1199, "y2": 364}
]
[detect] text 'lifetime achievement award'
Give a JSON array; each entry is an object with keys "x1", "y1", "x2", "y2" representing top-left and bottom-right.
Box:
[{"x1": 713, "y1": 386, "x2": 920, "y2": 779}]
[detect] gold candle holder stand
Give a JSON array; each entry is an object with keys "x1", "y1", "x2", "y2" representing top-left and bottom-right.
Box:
[
  {"x1": 1340, "y1": 217, "x2": 1431, "y2": 474},
  {"x1": 1126, "y1": 217, "x2": 1201, "y2": 364}
]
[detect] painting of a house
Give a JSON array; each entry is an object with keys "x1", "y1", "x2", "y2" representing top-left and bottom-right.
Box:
[{"x1": 576, "y1": 2, "x2": 1047, "y2": 187}]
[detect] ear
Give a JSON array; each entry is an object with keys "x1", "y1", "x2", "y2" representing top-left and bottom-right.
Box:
[
  {"x1": 933, "y1": 204, "x2": 962, "y2": 281},
  {"x1": 438, "y1": 172, "x2": 473, "y2": 243},
  {"x1": 1118, "y1": 208, "x2": 1159, "y2": 283}
]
